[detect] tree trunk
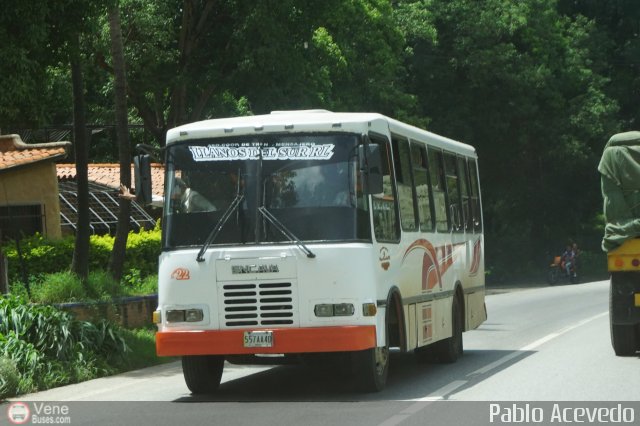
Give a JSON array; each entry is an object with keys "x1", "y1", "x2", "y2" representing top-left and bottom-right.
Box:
[
  {"x1": 70, "y1": 36, "x2": 90, "y2": 282},
  {"x1": 108, "y1": 3, "x2": 132, "y2": 282}
]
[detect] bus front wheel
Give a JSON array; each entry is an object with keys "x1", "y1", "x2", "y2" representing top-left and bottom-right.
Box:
[
  {"x1": 351, "y1": 345, "x2": 389, "y2": 392},
  {"x1": 351, "y1": 313, "x2": 390, "y2": 392},
  {"x1": 182, "y1": 355, "x2": 224, "y2": 394}
]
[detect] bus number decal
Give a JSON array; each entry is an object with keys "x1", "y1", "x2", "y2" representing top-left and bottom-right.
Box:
[{"x1": 171, "y1": 268, "x2": 191, "y2": 280}]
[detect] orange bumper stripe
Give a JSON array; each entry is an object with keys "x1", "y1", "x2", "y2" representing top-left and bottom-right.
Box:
[{"x1": 156, "y1": 326, "x2": 377, "y2": 357}]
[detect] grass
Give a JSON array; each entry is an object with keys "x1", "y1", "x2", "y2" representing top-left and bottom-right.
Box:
[{"x1": 0, "y1": 271, "x2": 167, "y2": 400}]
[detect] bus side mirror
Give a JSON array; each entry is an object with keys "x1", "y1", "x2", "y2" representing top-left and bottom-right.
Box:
[
  {"x1": 134, "y1": 154, "x2": 153, "y2": 205},
  {"x1": 359, "y1": 144, "x2": 384, "y2": 195}
]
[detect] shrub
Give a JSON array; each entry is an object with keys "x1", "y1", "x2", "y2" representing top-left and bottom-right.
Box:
[
  {"x1": 0, "y1": 356, "x2": 19, "y2": 400},
  {"x1": 0, "y1": 295, "x2": 128, "y2": 396},
  {"x1": 87, "y1": 270, "x2": 121, "y2": 300},
  {"x1": 30, "y1": 271, "x2": 87, "y2": 304},
  {"x1": 1, "y1": 226, "x2": 161, "y2": 283}
]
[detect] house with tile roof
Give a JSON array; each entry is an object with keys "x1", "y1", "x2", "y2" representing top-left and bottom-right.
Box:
[
  {"x1": 0, "y1": 134, "x2": 71, "y2": 240},
  {"x1": 56, "y1": 162, "x2": 164, "y2": 235}
]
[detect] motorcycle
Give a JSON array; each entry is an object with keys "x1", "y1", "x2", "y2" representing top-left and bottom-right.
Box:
[{"x1": 547, "y1": 255, "x2": 579, "y2": 285}]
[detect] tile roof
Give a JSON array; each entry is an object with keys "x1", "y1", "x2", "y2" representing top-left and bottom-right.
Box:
[
  {"x1": 0, "y1": 134, "x2": 70, "y2": 170},
  {"x1": 57, "y1": 162, "x2": 165, "y2": 197}
]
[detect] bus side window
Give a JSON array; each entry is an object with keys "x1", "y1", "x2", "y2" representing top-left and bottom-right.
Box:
[
  {"x1": 428, "y1": 148, "x2": 450, "y2": 232},
  {"x1": 371, "y1": 134, "x2": 400, "y2": 242},
  {"x1": 444, "y1": 152, "x2": 462, "y2": 232},
  {"x1": 468, "y1": 159, "x2": 483, "y2": 232},
  {"x1": 458, "y1": 156, "x2": 471, "y2": 232},
  {"x1": 392, "y1": 136, "x2": 418, "y2": 232},
  {"x1": 411, "y1": 143, "x2": 434, "y2": 231}
]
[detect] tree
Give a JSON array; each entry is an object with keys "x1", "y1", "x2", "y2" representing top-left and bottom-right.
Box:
[
  {"x1": 107, "y1": 1, "x2": 132, "y2": 281},
  {"x1": 69, "y1": 38, "x2": 91, "y2": 281},
  {"x1": 397, "y1": 0, "x2": 618, "y2": 280},
  {"x1": 104, "y1": 0, "x2": 417, "y2": 146}
]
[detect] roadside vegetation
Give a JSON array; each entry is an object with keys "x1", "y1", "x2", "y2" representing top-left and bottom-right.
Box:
[{"x1": 0, "y1": 227, "x2": 168, "y2": 400}]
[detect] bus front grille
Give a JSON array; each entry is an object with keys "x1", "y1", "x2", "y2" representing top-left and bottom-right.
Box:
[{"x1": 222, "y1": 282, "x2": 295, "y2": 327}]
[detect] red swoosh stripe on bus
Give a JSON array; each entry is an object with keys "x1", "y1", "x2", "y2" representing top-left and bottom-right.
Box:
[{"x1": 403, "y1": 239, "x2": 460, "y2": 291}]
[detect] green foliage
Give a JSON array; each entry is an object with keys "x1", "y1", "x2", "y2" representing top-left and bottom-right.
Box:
[
  {"x1": 2, "y1": 227, "x2": 160, "y2": 284},
  {"x1": 0, "y1": 356, "x2": 19, "y2": 400},
  {"x1": 30, "y1": 271, "x2": 87, "y2": 303},
  {"x1": 0, "y1": 295, "x2": 128, "y2": 396},
  {"x1": 2, "y1": 0, "x2": 637, "y2": 284},
  {"x1": 117, "y1": 327, "x2": 169, "y2": 371},
  {"x1": 27, "y1": 270, "x2": 158, "y2": 304}
]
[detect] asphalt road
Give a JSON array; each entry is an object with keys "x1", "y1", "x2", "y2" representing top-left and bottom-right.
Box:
[{"x1": 6, "y1": 280, "x2": 640, "y2": 425}]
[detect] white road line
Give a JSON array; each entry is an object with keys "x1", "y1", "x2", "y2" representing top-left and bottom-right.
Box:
[
  {"x1": 468, "y1": 311, "x2": 608, "y2": 377},
  {"x1": 389, "y1": 310, "x2": 609, "y2": 426},
  {"x1": 408, "y1": 380, "x2": 468, "y2": 402}
]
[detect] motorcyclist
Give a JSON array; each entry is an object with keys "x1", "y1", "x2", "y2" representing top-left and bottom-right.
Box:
[{"x1": 561, "y1": 244, "x2": 577, "y2": 278}]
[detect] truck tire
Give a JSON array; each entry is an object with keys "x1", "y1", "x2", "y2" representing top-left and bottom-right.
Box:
[{"x1": 610, "y1": 275, "x2": 639, "y2": 356}]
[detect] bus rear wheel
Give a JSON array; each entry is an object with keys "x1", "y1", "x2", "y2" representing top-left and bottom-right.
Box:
[
  {"x1": 433, "y1": 295, "x2": 463, "y2": 363},
  {"x1": 182, "y1": 355, "x2": 224, "y2": 394}
]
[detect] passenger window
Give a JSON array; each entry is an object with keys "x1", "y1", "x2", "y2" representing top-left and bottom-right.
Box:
[
  {"x1": 428, "y1": 148, "x2": 449, "y2": 232},
  {"x1": 371, "y1": 134, "x2": 400, "y2": 242},
  {"x1": 468, "y1": 159, "x2": 483, "y2": 232},
  {"x1": 458, "y1": 156, "x2": 471, "y2": 232},
  {"x1": 411, "y1": 143, "x2": 434, "y2": 231},
  {"x1": 392, "y1": 136, "x2": 418, "y2": 232},
  {"x1": 444, "y1": 152, "x2": 462, "y2": 232}
]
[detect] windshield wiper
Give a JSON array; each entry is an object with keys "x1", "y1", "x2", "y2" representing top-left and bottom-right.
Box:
[
  {"x1": 258, "y1": 206, "x2": 316, "y2": 258},
  {"x1": 196, "y1": 194, "x2": 245, "y2": 262}
]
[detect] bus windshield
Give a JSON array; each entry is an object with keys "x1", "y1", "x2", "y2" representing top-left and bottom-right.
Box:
[{"x1": 162, "y1": 133, "x2": 371, "y2": 249}]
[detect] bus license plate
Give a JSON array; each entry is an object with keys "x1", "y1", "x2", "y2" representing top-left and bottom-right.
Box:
[{"x1": 243, "y1": 331, "x2": 273, "y2": 348}]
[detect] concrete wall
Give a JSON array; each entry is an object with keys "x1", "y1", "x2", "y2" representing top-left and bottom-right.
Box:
[{"x1": 0, "y1": 162, "x2": 63, "y2": 239}]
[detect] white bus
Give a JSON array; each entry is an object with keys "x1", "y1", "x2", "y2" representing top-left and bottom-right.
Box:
[{"x1": 138, "y1": 110, "x2": 486, "y2": 393}]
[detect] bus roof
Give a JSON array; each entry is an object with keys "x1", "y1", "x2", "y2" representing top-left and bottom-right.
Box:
[{"x1": 166, "y1": 110, "x2": 476, "y2": 157}]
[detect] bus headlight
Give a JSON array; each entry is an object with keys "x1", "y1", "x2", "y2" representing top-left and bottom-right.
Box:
[
  {"x1": 333, "y1": 303, "x2": 355, "y2": 316},
  {"x1": 185, "y1": 309, "x2": 204, "y2": 322},
  {"x1": 166, "y1": 310, "x2": 185, "y2": 323},
  {"x1": 314, "y1": 303, "x2": 355, "y2": 317},
  {"x1": 165, "y1": 308, "x2": 204, "y2": 323}
]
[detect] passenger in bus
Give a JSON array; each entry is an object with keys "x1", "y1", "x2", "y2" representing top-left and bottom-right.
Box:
[
  {"x1": 317, "y1": 162, "x2": 352, "y2": 206},
  {"x1": 172, "y1": 178, "x2": 216, "y2": 213}
]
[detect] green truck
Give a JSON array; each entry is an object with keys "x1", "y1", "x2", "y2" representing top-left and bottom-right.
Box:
[{"x1": 598, "y1": 131, "x2": 640, "y2": 356}]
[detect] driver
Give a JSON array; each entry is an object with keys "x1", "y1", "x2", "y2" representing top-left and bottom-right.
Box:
[{"x1": 172, "y1": 178, "x2": 216, "y2": 213}]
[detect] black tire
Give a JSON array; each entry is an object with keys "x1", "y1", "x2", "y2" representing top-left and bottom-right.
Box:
[
  {"x1": 351, "y1": 346, "x2": 389, "y2": 392},
  {"x1": 182, "y1": 355, "x2": 225, "y2": 394},
  {"x1": 351, "y1": 313, "x2": 390, "y2": 392},
  {"x1": 610, "y1": 276, "x2": 639, "y2": 356},
  {"x1": 433, "y1": 295, "x2": 463, "y2": 363},
  {"x1": 611, "y1": 323, "x2": 638, "y2": 356}
]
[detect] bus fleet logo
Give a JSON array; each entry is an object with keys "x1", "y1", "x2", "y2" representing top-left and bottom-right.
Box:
[
  {"x1": 379, "y1": 247, "x2": 391, "y2": 270},
  {"x1": 188, "y1": 143, "x2": 335, "y2": 161},
  {"x1": 7, "y1": 402, "x2": 29, "y2": 424},
  {"x1": 232, "y1": 264, "x2": 280, "y2": 274},
  {"x1": 171, "y1": 268, "x2": 191, "y2": 280}
]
